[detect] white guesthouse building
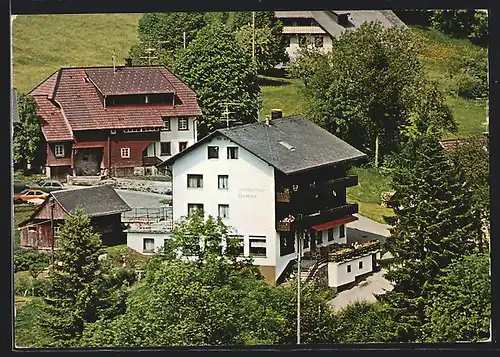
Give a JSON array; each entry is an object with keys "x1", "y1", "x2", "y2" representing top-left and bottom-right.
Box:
[{"x1": 158, "y1": 116, "x2": 368, "y2": 285}]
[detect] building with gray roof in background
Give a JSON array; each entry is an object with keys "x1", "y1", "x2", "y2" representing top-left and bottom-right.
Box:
[{"x1": 275, "y1": 10, "x2": 407, "y2": 62}]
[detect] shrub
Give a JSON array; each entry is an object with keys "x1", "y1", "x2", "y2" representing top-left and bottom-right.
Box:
[
  {"x1": 448, "y1": 50, "x2": 488, "y2": 100},
  {"x1": 15, "y1": 276, "x2": 49, "y2": 297},
  {"x1": 14, "y1": 251, "x2": 50, "y2": 273}
]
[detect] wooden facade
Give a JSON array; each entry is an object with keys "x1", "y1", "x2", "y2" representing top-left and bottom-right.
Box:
[
  {"x1": 46, "y1": 129, "x2": 161, "y2": 178},
  {"x1": 19, "y1": 198, "x2": 126, "y2": 250}
]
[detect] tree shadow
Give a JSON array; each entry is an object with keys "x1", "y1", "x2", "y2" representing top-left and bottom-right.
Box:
[{"x1": 257, "y1": 76, "x2": 292, "y2": 87}]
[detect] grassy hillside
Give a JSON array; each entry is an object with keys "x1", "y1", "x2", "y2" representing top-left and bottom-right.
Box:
[{"x1": 12, "y1": 14, "x2": 143, "y2": 93}]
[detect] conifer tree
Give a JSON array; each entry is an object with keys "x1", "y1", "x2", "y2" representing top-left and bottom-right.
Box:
[
  {"x1": 40, "y1": 206, "x2": 126, "y2": 347},
  {"x1": 379, "y1": 134, "x2": 480, "y2": 342}
]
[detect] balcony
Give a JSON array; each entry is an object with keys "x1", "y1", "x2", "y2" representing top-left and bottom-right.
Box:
[
  {"x1": 294, "y1": 203, "x2": 358, "y2": 230},
  {"x1": 276, "y1": 221, "x2": 292, "y2": 232},
  {"x1": 276, "y1": 191, "x2": 291, "y2": 203},
  {"x1": 319, "y1": 240, "x2": 381, "y2": 263}
]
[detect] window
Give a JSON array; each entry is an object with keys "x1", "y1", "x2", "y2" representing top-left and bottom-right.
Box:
[
  {"x1": 161, "y1": 142, "x2": 171, "y2": 156},
  {"x1": 339, "y1": 224, "x2": 345, "y2": 238},
  {"x1": 54, "y1": 144, "x2": 65, "y2": 157},
  {"x1": 347, "y1": 265, "x2": 351, "y2": 273},
  {"x1": 303, "y1": 233, "x2": 310, "y2": 249},
  {"x1": 187, "y1": 174, "x2": 203, "y2": 188},
  {"x1": 208, "y1": 146, "x2": 219, "y2": 159},
  {"x1": 280, "y1": 232, "x2": 295, "y2": 256},
  {"x1": 227, "y1": 235, "x2": 244, "y2": 256},
  {"x1": 359, "y1": 261, "x2": 363, "y2": 269},
  {"x1": 178, "y1": 117, "x2": 189, "y2": 131},
  {"x1": 218, "y1": 204, "x2": 229, "y2": 218},
  {"x1": 179, "y1": 141, "x2": 188, "y2": 152},
  {"x1": 53, "y1": 226, "x2": 61, "y2": 238},
  {"x1": 218, "y1": 175, "x2": 229, "y2": 189},
  {"x1": 143, "y1": 238, "x2": 155, "y2": 253},
  {"x1": 121, "y1": 147, "x2": 130, "y2": 158},
  {"x1": 188, "y1": 203, "x2": 204, "y2": 216},
  {"x1": 328, "y1": 228, "x2": 334, "y2": 242},
  {"x1": 162, "y1": 117, "x2": 171, "y2": 131},
  {"x1": 249, "y1": 236, "x2": 267, "y2": 257},
  {"x1": 314, "y1": 36, "x2": 324, "y2": 48},
  {"x1": 227, "y1": 147, "x2": 239, "y2": 159},
  {"x1": 315, "y1": 230, "x2": 323, "y2": 245}
]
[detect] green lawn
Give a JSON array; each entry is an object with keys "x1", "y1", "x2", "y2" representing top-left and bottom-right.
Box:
[
  {"x1": 258, "y1": 75, "x2": 306, "y2": 119},
  {"x1": 12, "y1": 14, "x2": 143, "y2": 93},
  {"x1": 14, "y1": 204, "x2": 37, "y2": 228},
  {"x1": 15, "y1": 297, "x2": 52, "y2": 348}
]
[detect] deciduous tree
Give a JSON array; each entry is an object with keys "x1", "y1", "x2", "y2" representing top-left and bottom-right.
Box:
[
  {"x1": 422, "y1": 253, "x2": 491, "y2": 342},
  {"x1": 174, "y1": 24, "x2": 260, "y2": 134},
  {"x1": 13, "y1": 93, "x2": 43, "y2": 170},
  {"x1": 290, "y1": 22, "x2": 456, "y2": 166}
]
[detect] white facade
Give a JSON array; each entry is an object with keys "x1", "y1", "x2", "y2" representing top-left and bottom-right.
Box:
[
  {"x1": 169, "y1": 133, "x2": 353, "y2": 282},
  {"x1": 127, "y1": 230, "x2": 172, "y2": 255},
  {"x1": 145, "y1": 116, "x2": 198, "y2": 161},
  {"x1": 327, "y1": 251, "x2": 381, "y2": 289},
  {"x1": 171, "y1": 134, "x2": 279, "y2": 271},
  {"x1": 285, "y1": 33, "x2": 333, "y2": 61}
]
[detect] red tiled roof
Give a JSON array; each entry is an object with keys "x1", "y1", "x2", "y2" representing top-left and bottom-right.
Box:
[
  {"x1": 85, "y1": 67, "x2": 176, "y2": 96},
  {"x1": 439, "y1": 137, "x2": 488, "y2": 152},
  {"x1": 32, "y1": 96, "x2": 73, "y2": 142},
  {"x1": 29, "y1": 71, "x2": 59, "y2": 97},
  {"x1": 29, "y1": 66, "x2": 202, "y2": 136}
]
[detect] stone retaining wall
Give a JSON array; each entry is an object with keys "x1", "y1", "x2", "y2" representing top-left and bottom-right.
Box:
[{"x1": 67, "y1": 176, "x2": 172, "y2": 195}]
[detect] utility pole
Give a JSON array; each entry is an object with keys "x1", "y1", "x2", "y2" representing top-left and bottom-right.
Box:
[
  {"x1": 252, "y1": 11, "x2": 256, "y2": 63},
  {"x1": 297, "y1": 230, "x2": 301, "y2": 344},
  {"x1": 50, "y1": 197, "x2": 55, "y2": 267},
  {"x1": 112, "y1": 49, "x2": 117, "y2": 72}
]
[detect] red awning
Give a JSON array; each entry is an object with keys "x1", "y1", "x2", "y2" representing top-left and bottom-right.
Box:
[{"x1": 312, "y1": 215, "x2": 358, "y2": 231}]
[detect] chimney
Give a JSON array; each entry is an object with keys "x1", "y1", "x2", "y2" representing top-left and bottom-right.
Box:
[
  {"x1": 125, "y1": 57, "x2": 133, "y2": 67},
  {"x1": 271, "y1": 109, "x2": 283, "y2": 120}
]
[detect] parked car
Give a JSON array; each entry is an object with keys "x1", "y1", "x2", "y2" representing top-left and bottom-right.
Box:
[
  {"x1": 13, "y1": 188, "x2": 49, "y2": 204},
  {"x1": 27, "y1": 178, "x2": 65, "y2": 192}
]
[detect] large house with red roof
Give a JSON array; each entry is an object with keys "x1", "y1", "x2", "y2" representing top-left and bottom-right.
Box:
[{"x1": 29, "y1": 63, "x2": 202, "y2": 181}]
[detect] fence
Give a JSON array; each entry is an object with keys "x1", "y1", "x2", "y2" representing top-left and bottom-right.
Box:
[{"x1": 122, "y1": 207, "x2": 173, "y2": 222}]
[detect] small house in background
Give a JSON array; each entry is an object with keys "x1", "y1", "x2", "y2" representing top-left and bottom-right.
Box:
[
  {"x1": 275, "y1": 10, "x2": 406, "y2": 62},
  {"x1": 19, "y1": 185, "x2": 131, "y2": 250}
]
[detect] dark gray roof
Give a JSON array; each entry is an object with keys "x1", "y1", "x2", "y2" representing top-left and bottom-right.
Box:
[
  {"x1": 12, "y1": 88, "x2": 20, "y2": 124},
  {"x1": 276, "y1": 10, "x2": 406, "y2": 38},
  {"x1": 161, "y1": 116, "x2": 366, "y2": 175},
  {"x1": 51, "y1": 185, "x2": 131, "y2": 217}
]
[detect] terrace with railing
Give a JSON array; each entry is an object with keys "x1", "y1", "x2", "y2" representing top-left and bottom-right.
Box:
[{"x1": 303, "y1": 240, "x2": 381, "y2": 263}]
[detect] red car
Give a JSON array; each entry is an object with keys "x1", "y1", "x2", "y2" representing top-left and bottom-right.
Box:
[{"x1": 13, "y1": 188, "x2": 49, "y2": 204}]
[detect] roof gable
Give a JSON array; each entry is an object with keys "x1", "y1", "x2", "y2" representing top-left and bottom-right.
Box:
[{"x1": 161, "y1": 116, "x2": 366, "y2": 174}]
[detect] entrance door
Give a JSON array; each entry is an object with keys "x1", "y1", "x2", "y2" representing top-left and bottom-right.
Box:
[{"x1": 74, "y1": 148, "x2": 103, "y2": 176}]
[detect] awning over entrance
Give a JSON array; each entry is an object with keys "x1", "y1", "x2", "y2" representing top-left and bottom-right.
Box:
[{"x1": 311, "y1": 215, "x2": 358, "y2": 231}]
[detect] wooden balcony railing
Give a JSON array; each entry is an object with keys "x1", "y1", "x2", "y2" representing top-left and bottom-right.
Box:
[
  {"x1": 293, "y1": 203, "x2": 358, "y2": 229},
  {"x1": 276, "y1": 221, "x2": 292, "y2": 232},
  {"x1": 276, "y1": 192, "x2": 291, "y2": 203}
]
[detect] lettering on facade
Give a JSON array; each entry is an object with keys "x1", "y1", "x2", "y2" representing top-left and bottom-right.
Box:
[{"x1": 238, "y1": 187, "x2": 266, "y2": 199}]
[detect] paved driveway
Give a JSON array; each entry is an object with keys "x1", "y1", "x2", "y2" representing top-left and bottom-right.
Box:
[
  {"x1": 330, "y1": 214, "x2": 394, "y2": 311},
  {"x1": 114, "y1": 189, "x2": 171, "y2": 209}
]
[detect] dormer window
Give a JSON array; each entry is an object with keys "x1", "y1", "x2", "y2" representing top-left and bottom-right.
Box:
[{"x1": 162, "y1": 117, "x2": 171, "y2": 131}]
